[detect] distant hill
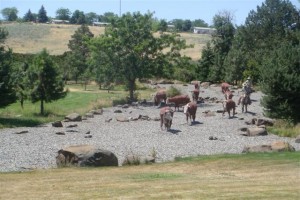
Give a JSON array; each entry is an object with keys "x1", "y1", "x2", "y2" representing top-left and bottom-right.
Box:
[{"x1": 2, "y1": 23, "x2": 211, "y2": 60}]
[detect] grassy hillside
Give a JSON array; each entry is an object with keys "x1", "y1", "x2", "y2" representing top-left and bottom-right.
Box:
[{"x1": 2, "y1": 23, "x2": 211, "y2": 60}]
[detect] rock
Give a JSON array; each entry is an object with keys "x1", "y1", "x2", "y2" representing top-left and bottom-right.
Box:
[
  {"x1": 139, "y1": 115, "x2": 151, "y2": 120},
  {"x1": 85, "y1": 112, "x2": 94, "y2": 118},
  {"x1": 242, "y1": 145, "x2": 272, "y2": 153},
  {"x1": 105, "y1": 118, "x2": 112, "y2": 122},
  {"x1": 209, "y1": 136, "x2": 218, "y2": 140},
  {"x1": 242, "y1": 141, "x2": 295, "y2": 153},
  {"x1": 91, "y1": 109, "x2": 103, "y2": 115},
  {"x1": 13, "y1": 130, "x2": 29, "y2": 134},
  {"x1": 56, "y1": 145, "x2": 118, "y2": 167},
  {"x1": 52, "y1": 121, "x2": 63, "y2": 127},
  {"x1": 200, "y1": 82, "x2": 210, "y2": 88},
  {"x1": 295, "y1": 135, "x2": 300, "y2": 143},
  {"x1": 271, "y1": 141, "x2": 295, "y2": 152},
  {"x1": 66, "y1": 124, "x2": 78, "y2": 128},
  {"x1": 55, "y1": 132, "x2": 65, "y2": 135},
  {"x1": 65, "y1": 113, "x2": 82, "y2": 122},
  {"x1": 122, "y1": 104, "x2": 129, "y2": 109},
  {"x1": 114, "y1": 110, "x2": 122, "y2": 113},
  {"x1": 246, "y1": 127, "x2": 268, "y2": 136},
  {"x1": 116, "y1": 116, "x2": 130, "y2": 122},
  {"x1": 84, "y1": 135, "x2": 92, "y2": 138},
  {"x1": 239, "y1": 127, "x2": 248, "y2": 132},
  {"x1": 256, "y1": 118, "x2": 274, "y2": 126}
]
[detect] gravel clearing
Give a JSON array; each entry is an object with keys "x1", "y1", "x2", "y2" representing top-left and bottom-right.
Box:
[{"x1": 0, "y1": 84, "x2": 299, "y2": 172}]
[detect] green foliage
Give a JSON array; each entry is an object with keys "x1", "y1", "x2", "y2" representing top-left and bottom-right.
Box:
[
  {"x1": 27, "y1": 49, "x2": 66, "y2": 115},
  {"x1": 23, "y1": 9, "x2": 35, "y2": 22},
  {"x1": 1, "y1": 7, "x2": 18, "y2": 21},
  {"x1": 166, "y1": 86, "x2": 181, "y2": 97},
  {"x1": 37, "y1": 5, "x2": 48, "y2": 23},
  {"x1": 196, "y1": 42, "x2": 214, "y2": 81},
  {"x1": 192, "y1": 19, "x2": 208, "y2": 28},
  {"x1": 267, "y1": 120, "x2": 300, "y2": 138},
  {"x1": 173, "y1": 56, "x2": 196, "y2": 82},
  {"x1": 260, "y1": 42, "x2": 300, "y2": 123},
  {"x1": 55, "y1": 8, "x2": 71, "y2": 20},
  {"x1": 0, "y1": 27, "x2": 16, "y2": 108},
  {"x1": 89, "y1": 12, "x2": 191, "y2": 101},
  {"x1": 70, "y1": 10, "x2": 86, "y2": 24},
  {"x1": 68, "y1": 24, "x2": 94, "y2": 83}
]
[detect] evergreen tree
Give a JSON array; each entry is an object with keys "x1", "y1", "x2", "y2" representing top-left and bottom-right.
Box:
[
  {"x1": 23, "y1": 9, "x2": 35, "y2": 22},
  {"x1": 38, "y1": 5, "x2": 48, "y2": 23},
  {"x1": 27, "y1": 49, "x2": 66, "y2": 115},
  {"x1": 196, "y1": 42, "x2": 214, "y2": 81},
  {"x1": 0, "y1": 27, "x2": 16, "y2": 108},
  {"x1": 67, "y1": 24, "x2": 94, "y2": 84},
  {"x1": 260, "y1": 42, "x2": 300, "y2": 123},
  {"x1": 70, "y1": 10, "x2": 86, "y2": 24}
]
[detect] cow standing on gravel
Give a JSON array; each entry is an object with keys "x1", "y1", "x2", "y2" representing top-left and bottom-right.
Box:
[
  {"x1": 222, "y1": 99, "x2": 236, "y2": 118},
  {"x1": 154, "y1": 90, "x2": 167, "y2": 106},
  {"x1": 166, "y1": 95, "x2": 191, "y2": 111},
  {"x1": 184, "y1": 102, "x2": 198, "y2": 125},
  {"x1": 192, "y1": 89, "x2": 200, "y2": 102},
  {"x1": 160, "y1": 106, "x2": 174, "y2": 131},
  {"x1": 221, "y1": 82, "x2": 230, "y2": 94}
]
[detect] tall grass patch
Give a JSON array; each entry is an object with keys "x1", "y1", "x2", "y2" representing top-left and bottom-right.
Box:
[{"x1": 267, "y1": 119, "x2": 300, "y2": 138}]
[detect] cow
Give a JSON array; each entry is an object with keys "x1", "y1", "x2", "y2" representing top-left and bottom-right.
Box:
[
  {"x1": 154, "y1": 90, "x2": 167, "y2": 106},
  {"x1": 222, "y1": 99, "x2": 236, "y2": 118},
  {"x1": 166, "y1": 95, "x2": 191, "y2": 111},
  {"x1": 160, "y1": 106, "x2": 174, "y2": 131},
  {"x1": 238, "y1": 93, "x2": 251, "y2": 113},
  {"x1": 192, "y1": 89, "x2": 200, "y2": 102},
  {"x1": 184, "y1": 102, "x2": 198, "y2": 125},
  {"x1": 224, "y1": 90, "x2": 233, "y2": 100},
  {"x1": 221, "y1": 82, "x2": 230, "y2": 94}
]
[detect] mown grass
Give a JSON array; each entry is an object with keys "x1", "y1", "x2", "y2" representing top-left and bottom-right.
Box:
[
  {"x1": 0, "y1": 152, "x2": 299, "y2": 199},
  {"x1": 0, "y1": 83, "x2": 155, "y2": 128}
]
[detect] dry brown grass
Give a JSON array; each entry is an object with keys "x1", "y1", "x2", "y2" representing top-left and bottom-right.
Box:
[
  {"x1": 3, "y1": 23, "x2": 209, "y2": 60},
  {"x1": 0, "y1": 153, "x2": 299, "y2": 200}
]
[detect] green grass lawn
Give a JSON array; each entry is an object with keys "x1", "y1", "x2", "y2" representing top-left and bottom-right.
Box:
[{"x1": 0, "y1": 83, "x2": 155, "y2": 128}]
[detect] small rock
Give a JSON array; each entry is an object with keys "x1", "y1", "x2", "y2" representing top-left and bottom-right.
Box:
[
  {"x1": 84, "y1": 135, "x2": 92, "y2": 138},
  {"x1": 14, "y1": 130, "x2": 29, "y2": 134},
  {"x1": 55, "y1": 132, "x2": 65, "y2": 135}
]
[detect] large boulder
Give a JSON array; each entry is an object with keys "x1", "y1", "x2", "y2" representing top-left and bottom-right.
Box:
[
  {"x1": 242, "y1": 141, "x2": 295, "y2": 153},
  {"x1": 56, "y1": 145, "x2": 118, "y2": 167},
  {"x1": 65, "y1": 113, "x2": 82, "y2": 122},
  {"x1": 246, "y1": 127, "x2": 268, "y2": 136}
]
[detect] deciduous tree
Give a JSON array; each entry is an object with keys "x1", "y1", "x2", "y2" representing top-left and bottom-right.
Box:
[
  {"x1": 55, "y1": 8, "x2": 71, "y2": 20},
  {"x1": 89, "y1": 12, "x2": 190, "y2": 101},
  {"x1": 1, "y1": 7, "x2": 18, "y2": 21}
]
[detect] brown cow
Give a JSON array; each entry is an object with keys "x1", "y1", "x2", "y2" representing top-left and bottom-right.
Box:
[
  {"x1": 224, "y1": 90, "x2": 233, "y2": 100},
  {"x1": 154, "y1": 90, "x2": 167, "y2": 106},
  {"x1": 166, "y1": 95, "x2": 191, "y2": 111},
  {"x1": 160, "y1": 106, "x2": 174, "y2": 131},
  {"x1": 222, "y1": 99, "x2": 236, "y2": 118},
  {"x1": 184, "y1": 102, "x2": 198, "y2": 125},
  {"x1": 221, "y1": 82, "x2": 230, "y2": 94},
  {"x1": 192, "y1": 89, "x2": 200, "y2": 102}
]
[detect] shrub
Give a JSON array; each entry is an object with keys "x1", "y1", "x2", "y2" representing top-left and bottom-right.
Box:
[{"x1": 166, "y1": 86, "x2": 181, "y2": 97}]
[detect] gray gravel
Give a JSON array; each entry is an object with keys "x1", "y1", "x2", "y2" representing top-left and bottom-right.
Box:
[{"x1": 0, "y1": 84, "x2": 299, "y2": 172}]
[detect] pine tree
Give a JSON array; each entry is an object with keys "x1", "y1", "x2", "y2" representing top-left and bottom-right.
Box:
[
  {"x1": 27, "y1": 49, "x2": 66, "y2": 115},
  {"x1": 38, "y1": 5, "x2": 48, "y2": 23},
  {"x1": 23, "y1": 9, "x2": 35, "y2": 22}
]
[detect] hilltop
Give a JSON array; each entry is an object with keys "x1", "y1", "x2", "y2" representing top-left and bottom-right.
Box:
[{"x1": 2, "y1": 23, "x2": 211, "y2": 60}]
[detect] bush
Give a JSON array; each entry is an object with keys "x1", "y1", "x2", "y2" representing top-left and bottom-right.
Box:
[{"x1": 166, "y1": 86, "x2": 181, "y2": 97}]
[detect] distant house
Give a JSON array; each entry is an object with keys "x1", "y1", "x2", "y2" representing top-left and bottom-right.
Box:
[
  {"x1": 52, "y1": 19, "x2": 69, "y2": 24},
  {"x1": 193, "y1": 27, "x2": 216, "y2": 35},
  {"x1": 93, "y1": 22, "x2": 110, "y2": 27}
]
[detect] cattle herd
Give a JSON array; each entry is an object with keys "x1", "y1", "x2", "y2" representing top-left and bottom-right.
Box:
[{"x1": 157, "y1": 82, "x2": 253, "y2": 131}]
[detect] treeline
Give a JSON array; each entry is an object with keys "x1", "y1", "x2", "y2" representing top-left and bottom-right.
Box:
[
  {"x1": 0, "y1": 5, "x2": 209, "y2": 32},
  {"x1": 0, "y1": 0, "x2": 300, "y2": 123}
]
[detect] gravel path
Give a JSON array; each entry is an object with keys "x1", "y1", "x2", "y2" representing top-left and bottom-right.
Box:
[{"x1": 0, "y1": 84, "x2": 299, "y2": 172}]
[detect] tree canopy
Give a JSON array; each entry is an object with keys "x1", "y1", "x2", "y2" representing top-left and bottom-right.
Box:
[
  {"x1": 27, "y1": 49, "x2": 66, "y2": 115},
  {"x1": 1, "y1": 7, "x2": 18, "y2": 21},
  {"x1": 38, "y1": 5, "x2": 48, "y2": 23},
  {"x1": 0, "y1": 27, "x2": 16, "y2": 108},
  {"x1": 88, "y1": 12, "x2": 191, "y2": 100}
]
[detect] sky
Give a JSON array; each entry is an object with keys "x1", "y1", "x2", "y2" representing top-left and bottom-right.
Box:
[{"x1": 0, "y1": 0, "x2": 299, "y2": 25}]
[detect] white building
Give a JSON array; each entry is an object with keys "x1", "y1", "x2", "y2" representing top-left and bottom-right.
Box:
[{"x1": 193, "y1": 27, "x2": 216, "y2": 35}]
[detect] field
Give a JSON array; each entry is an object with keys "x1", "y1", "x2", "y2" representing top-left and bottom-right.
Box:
[
  {"x1": 1, "y1": 23, "x2": 211, "y2": 59},
  {"x1": 0, "y1": 152, "x2": 299, "y2": 199}
]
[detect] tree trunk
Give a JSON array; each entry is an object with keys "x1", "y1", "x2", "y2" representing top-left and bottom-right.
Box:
[
  {"x1": 128, "y1": 79, "x2": 135, "y2": 102},
  {"x1": 40, "y1": 99, "x2": 44, "y2": 115}
]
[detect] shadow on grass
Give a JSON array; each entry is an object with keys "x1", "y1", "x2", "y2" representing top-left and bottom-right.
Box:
[{"x1": 0, "y1": 117, "x2": 42, "y2": 128}]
